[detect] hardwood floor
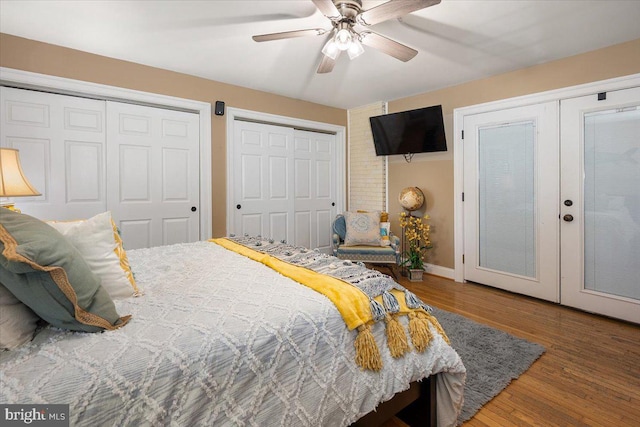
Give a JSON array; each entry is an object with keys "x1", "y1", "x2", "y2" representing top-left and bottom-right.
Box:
[{"x1": 384, "y1": 273, "x2": 640, "y2": 427}]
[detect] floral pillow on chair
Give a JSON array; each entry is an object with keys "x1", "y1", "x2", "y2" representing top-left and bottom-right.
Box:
[{"x1": 343, "y1": 211, "x2": 381, "y2": 246}]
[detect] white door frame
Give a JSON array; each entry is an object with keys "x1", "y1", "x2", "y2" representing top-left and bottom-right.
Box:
[
  {"x1": 454, "y1": 73, "x2": 640, "y2": 283},
  {"x1": 226, "y1": 107, "x2": 346, "y2": 236},
  {"x1": 0, "y1": 67, "x2": 212, "y2": 240}
]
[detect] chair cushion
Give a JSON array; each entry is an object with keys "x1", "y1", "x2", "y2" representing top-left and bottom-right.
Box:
[{"x1": 335, "y1": 245, "x2": 397, "y2": 263}]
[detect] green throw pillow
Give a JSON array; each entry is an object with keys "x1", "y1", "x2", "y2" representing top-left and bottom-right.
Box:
[{"x1": 0, "y1": 208, "x2": 130, "y2": 332}]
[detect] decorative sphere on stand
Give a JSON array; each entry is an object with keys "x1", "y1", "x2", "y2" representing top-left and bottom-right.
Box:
[{"x1": 398, "y1": 187, "x2": 425, "y2": 211}]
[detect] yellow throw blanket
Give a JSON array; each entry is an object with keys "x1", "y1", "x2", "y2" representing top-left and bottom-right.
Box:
[{"x1": 212, "y1": 237, "x2": 449, "y2": 371}]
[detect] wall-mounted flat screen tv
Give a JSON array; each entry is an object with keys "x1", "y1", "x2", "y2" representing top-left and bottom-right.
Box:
[{"x1": 369, "y1": 105, "x2": 447, "y2": 156}]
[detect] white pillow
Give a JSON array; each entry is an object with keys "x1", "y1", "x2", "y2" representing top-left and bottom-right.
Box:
[
  {"x1": 47, "y1": 212, "x2": 141, "y2": 300},
  {"x1": 0, "y1": 283, "x2": 40, "y2": 350},
  {"x1": 343, "y1": 211, "x2": 382, "y2": 246}
]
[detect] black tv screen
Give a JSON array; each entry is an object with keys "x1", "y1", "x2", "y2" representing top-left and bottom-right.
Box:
[{"x1": 369, "y1": 105, "x2": 447, "y2": 156}]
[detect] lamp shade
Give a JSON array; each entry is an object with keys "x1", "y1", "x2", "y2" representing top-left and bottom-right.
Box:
[{"x1": 0, "y1": 148, "x2": 41, "y2": 197}]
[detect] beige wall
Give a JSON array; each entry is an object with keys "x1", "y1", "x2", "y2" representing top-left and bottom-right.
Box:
[
  {"x1": 3, "y1": 33, "x2": 640, "y2": 265},
  {"x1": 0, "y1": 33, "x2": 347, "y2": 238},
  {"x1": 387, "y1": 38, "x2": 640, "y2": 270}
]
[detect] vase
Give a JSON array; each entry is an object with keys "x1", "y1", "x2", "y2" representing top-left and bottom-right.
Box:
[{"x1": 408, "y1": 268, "x2": 424, "y2": 282}]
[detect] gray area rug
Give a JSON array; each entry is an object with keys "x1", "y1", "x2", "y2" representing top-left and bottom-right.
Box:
[{"x1": 431, "y1": 307, "x2": 545, "y2": 424}]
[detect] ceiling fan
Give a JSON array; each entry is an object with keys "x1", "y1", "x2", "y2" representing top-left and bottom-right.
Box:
[{"x1": 252, "y1": 0, "x2": 441, "y2": 73}]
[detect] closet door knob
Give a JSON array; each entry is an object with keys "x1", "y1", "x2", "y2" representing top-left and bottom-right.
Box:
[
  {"x1": 563, "y1": 214, "x2": 574, "y2": 222},
  {"x1": 191, "y1": 206, "x2": 197, "y2": 212},
  {"x1": 236, "y1": 204, "x2": 242, "y2": 210}
]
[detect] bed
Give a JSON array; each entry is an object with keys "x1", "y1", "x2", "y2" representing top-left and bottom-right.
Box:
[{"x1": 0, "y1": 210, "x2": 465, "y2": 427}]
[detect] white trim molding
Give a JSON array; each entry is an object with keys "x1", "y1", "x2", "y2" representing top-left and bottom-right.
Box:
[
  {"x1": 453, "y1": 72, "x2": 640, "y2": 283},
  {"x1": 225, "y1": 107, "x2": 346, "y2": 236},
  {"x1": 424, "y1": 263, "x2": 455, "y2": 280},
  {"x1": 0, "y1": 66, "x2": 212, "y2": 240}
]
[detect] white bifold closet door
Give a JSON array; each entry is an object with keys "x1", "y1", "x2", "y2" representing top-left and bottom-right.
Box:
[
  {"x1": 232, "y1": 120, "x2": 336, "y2": 252},
  {"x1": 0, "y1": 86, "x2": 107, "y2": 220},
  {"x1": 106, "y1": 102, "x2": 199, "y2": 249},
  {"x1": 293, "y1": 129, "x2": 336, "y2": 252},
  {"x1": 0, "y1": 87, "x2": 200, "y2": 250}
]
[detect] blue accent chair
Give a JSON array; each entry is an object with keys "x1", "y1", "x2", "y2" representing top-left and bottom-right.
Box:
[{"x1": 331, "y1": 214, "x2": 400, "y2": 267}]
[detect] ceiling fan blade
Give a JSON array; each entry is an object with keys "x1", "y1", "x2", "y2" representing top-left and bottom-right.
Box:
[
  {"x1": 317, "y1": 53, "x2": 338, "y2": 74},
  {"x1": 312, "y1": 0, "x2": 341, "y2": 19},
  {"x1": 253, "y1": 28, "x2": 327, "y2": 42},
  {"x1": 357, "y1": 0, "x2": 441, "y2": 26},
  {"x1": 360, "y1": 31, "x2": 418, "y2": 62}
]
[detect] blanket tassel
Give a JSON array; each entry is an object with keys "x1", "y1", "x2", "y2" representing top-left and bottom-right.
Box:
[
  {"x1": 369, "y1": 299, "x2": 386, "y2": 322},
  {"x1": 418, "y1": 310, "x2": 451, "y2": 344},
  {"x1": 382, "y1": 291, "x2": 400, "y2": 313},
  {"x1": 408, "y1": 311, "x2": 433, "y2": 352},
  {"x1": 404, "y1": 290, "x2": 422, "y2": 309},
  {"x1": 355, "y1": 324, "x2": 382, "y2": 371},
  {"x1": 385, "y1": 314, "x2": 409, "y2": 358}
]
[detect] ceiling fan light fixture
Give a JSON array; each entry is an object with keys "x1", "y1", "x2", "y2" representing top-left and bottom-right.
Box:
[
  {"x1": 347, "y1": 38, "x2": 364, "y2": 59},
  {"x1": 321, "y1": 38, "x2": 340, "y2": 60},
  {"x1": 335, "y1": 28, "x2": 352, "y2": 51},
  {"x1": 253, "y1": 0, "x2": 441, "y2": 74}
]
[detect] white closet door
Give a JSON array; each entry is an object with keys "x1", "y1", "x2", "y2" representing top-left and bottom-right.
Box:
[
  {"x1": 230, "y1": 121, "x2": 338, "y2": 250},
  {"x1": 463, "y1": 102, "x2": 559, "y2": 302},
  {"x1": 106, "y1": 101, "x2": 200, "y2": 249},
  {"x1": 0, "y1": 87, "x2": 106, "y2": 220},
  {"x1": 293, "y1": 130, "x2": 336, "y2": 253},
  {"x1": 232, "y1": 120, "x2": 295, "y2": 243},
  {"x1": 560, "y1": 87, "x2": 640, "y2": 323}
]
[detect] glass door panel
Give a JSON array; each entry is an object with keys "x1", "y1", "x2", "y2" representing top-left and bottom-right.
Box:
[
  {"x1": 478, "y1": 122, "x2": 536, "y2": 278},
  {"x1": 583, "y1": 107, "x2": 640, "y2": 300}
]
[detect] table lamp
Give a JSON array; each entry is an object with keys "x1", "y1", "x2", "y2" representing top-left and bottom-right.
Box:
[{"x1": 0, "y1": 148, "x2": 41, "y2": 212}]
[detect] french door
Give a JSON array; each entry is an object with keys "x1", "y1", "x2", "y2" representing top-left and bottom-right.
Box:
[
  {"x1": 462, "y1": 86, "x2": 640, "y2": 323},
  {"x1": 463, "y1": 102, "x2": 560, "y2": 302},
  {"x1": 560, "y1": 87, "x2": 640, "y2": 323}
]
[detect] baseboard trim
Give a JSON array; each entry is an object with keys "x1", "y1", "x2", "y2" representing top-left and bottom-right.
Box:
[{"x1": 424, "y1": 263, "x2": 455, "y2": 280}]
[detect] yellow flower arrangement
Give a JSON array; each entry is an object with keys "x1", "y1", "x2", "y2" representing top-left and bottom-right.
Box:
[{"x1": 399, "y1": 212, "x2": 432, "y2": 270}]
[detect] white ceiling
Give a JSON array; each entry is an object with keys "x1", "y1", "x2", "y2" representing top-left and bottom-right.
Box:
[{"x1": 1, "y1": 0, "x2": 640, "y2": 109}]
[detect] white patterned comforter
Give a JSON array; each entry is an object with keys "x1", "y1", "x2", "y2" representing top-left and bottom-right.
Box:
[{"x1": 0, "y1": 241, "x2": 465, "y2": 427}]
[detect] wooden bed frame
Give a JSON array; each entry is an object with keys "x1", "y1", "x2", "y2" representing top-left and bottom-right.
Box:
[{"x1": 351, "y1": 376, "x2": 437, "y2": 427}]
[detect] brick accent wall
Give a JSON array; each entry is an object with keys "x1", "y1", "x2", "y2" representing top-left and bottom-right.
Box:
[{"x1": 348, "y1": 102, "x2": 386, "y2": 211}]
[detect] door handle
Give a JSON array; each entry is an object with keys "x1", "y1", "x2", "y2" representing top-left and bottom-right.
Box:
[
  {"x1": 563, "y1": 214, "x2": 574, "y2": 222},
  {"x1": 236, "y1": 204, "x2": 241, "y2": 210},
  {"x1": 191, "y1": 206, "x2": 197, "y2": 212}
]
